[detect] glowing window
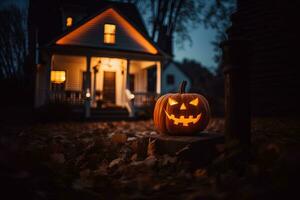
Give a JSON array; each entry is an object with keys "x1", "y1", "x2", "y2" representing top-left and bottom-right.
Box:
[
  {"x1": 51, "y1": 71, "x2": 66, "y2": 84},
  {"x1": 104, "y1": 24, "x2": 116, "y2": 44},
  {"x1": 66, "y1": 17, "x2": 73, "y2": 27}
]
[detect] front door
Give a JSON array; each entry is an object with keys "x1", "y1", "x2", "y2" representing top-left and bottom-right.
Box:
[{"x1": 103, "y1": 71, "x2": 116, "y2": 103}]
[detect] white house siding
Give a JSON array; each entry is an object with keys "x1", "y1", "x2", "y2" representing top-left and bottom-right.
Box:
[
  {"x1": 56, "y1": 8, "x2": 157, "y2": 54},
  {"x1": 134, "y1": 69, "x2": 147, "y2": 92},
  {"x1": 129, "y1": 61, "x2": 151, "y2": 93},
  {"x1": 52, "y1": 55, "x2": 86, "y2": 91},
  {"x1": 162, "y1": 62, "x2": 191, "y2": 94}
]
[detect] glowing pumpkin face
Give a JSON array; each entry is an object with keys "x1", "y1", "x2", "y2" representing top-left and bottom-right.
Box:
[{"x1": 154, "y1": 81, "x2": 210, "y2": 135}]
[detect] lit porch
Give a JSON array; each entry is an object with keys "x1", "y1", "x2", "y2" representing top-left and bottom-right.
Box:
[{"x1": 40, "y1": 52, "x2": 162, "y2": 118}]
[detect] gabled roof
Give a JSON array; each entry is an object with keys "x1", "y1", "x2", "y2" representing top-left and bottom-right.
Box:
[
  {"x1": 164, "y1": 60, "x2": 213, "y2": 83},
  {"x1": 48, "y1": 2, "x2": 166, "y2": 55},
  {"x1": 164, "y1": 60, "x2": 190, "y2": 77},
  {"x1": 60, "y1": 1, "x2": 149, "y2": 36},
  {"x1": 89, "y1": 2, "x2": 149, "y2": 36}
]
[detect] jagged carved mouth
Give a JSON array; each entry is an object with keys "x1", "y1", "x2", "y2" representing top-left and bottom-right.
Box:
[{"x1": 165, "y1": 111, "x2": 202, "y2": 126}]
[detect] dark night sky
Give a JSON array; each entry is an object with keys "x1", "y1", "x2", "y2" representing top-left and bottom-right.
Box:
[{"x1": 0, "y1": 0, "x2": 218, "y2": 70}]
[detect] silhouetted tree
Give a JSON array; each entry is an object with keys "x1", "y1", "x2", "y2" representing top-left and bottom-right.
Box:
[
  {"x1": 179, "y1": 58, "x2": 214, "y2": 94},
  {"x1": 0, "y1": 5, "x2": 27, "y2": 80},
  {"x1": 119, "y1": 0, "x2": 235, "y2": 64},
  {"x1": 199, "y1": 1, "x2": 235, "y2": 115},
  {"x1": 119, "y1": 0, "x2": 203, "y2": 48},
  {"x1": 202, "y1": 0, "x2": 236, "y2": 64}
]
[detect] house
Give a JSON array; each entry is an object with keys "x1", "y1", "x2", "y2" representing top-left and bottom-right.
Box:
[
  {"x1": 162, "y1": 60, "x2": 214, "y2": 96},
  {"x1": 162, "y1": 61, "x2": 191, "y2": 94},
  {"x1": 29, "y1": 0, "x2": 166, "y2": 118}
]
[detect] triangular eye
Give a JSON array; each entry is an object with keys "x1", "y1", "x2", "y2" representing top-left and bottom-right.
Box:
[
  {"x1": 189, "y1": 98, "x2": 199, "y2": 106},
  {"x1": 168, "y1": 98, "x2": 178, "y2": 106}
]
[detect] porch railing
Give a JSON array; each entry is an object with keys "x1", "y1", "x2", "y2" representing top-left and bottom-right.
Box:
[
  {"x1": 132, "y1": 92, "x2": 159, "y2": 107},
  {"x1": 49, "y1": 90, "x2": 84, "y2": 105},
  {"x1": 49, "y1": 90, "x2": 159, "y2": 108}
]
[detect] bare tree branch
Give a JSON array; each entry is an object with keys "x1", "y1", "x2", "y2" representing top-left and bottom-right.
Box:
[{"x1": 0, "y1": 5, "x2": 27, "y2": 80}]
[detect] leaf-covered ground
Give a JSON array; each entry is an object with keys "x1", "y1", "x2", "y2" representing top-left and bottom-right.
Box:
[{"x1": 1, "y1": 112, "x2": 300, "y2": 199}]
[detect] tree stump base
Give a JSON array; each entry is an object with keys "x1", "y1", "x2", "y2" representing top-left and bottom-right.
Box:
[{"x1": 138, "y1": 131, "x2": 224, "y2": 166}]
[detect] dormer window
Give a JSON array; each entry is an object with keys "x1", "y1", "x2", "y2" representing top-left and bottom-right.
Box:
[
  {"x1": 104, "y1": 24, "x2": 116, "y2": 44},
  {"x1": 66, "y1": 17, "x2": 73, "y2": 27}
]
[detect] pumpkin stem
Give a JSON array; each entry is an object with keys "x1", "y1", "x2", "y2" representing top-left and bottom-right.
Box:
[{"x1": 179, "y1": 80, "x2": 187, "y2": 93}]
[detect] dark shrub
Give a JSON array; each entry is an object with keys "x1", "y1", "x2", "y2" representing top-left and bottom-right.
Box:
[{"x1": 35, "y1": 102, "x2": 73, "y2": 121}]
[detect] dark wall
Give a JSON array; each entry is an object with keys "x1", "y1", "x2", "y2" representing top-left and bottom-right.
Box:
[{"x1": 229, "y1": 0, "x2": 299, "y2": 116}]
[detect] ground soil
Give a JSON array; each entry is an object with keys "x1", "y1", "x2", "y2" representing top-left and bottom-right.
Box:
[{"x1": 0, "y1": 106, "x2": 299, "y2": 199}]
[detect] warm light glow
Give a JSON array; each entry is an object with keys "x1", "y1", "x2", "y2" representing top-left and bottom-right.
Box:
[
  {"x1": 100, "y1": 58, "x2": 121, "y2": 68},
  {"x1": 56, "y1": 8, "x2": 158, "y2": 54},
  {"x1": 165, "y1": 111, "x2": 202, "y2": 127},
  {"x1": 104, "y1": 24, "x2": 116, "y2": 44},
  {"x1": 66, "y1": 17, "x2": 73, "y2": 27},
  {"x1": 86, "y1": 88, "x2": 91, "y2": 98},
  {"x1": 189, "y1": 98, "x2": 199, "y2": 106},
  {"x1": 180, "y1": 103, "x2": 187, "y2": 110},
  {"x1": 51, "y1": 71, "x2": 66, "y2": 84},
  {"x1": 168, "y1": 98, "x2": 178, "y2": 106}
]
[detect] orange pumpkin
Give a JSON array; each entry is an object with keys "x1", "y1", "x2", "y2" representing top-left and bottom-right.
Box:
[{"x1": 154, "y1": 81, "x2": 210, "y2": 135}]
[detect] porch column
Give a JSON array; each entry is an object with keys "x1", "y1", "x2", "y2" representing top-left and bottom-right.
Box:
[
  {"x1": 156, "y1": 61, "x2": 162, "y2": 94},
  {"x1": 125, "y1": 59, "x2": 135, "y2": 117},
  {"x1": 93, "y1": 65, "x2": 99, "y2": 104},
  {"x1": 84, "y1": 56, "x2": 92, "y2": 118}
]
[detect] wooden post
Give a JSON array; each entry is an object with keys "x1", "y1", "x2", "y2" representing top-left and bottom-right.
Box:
[
  {"x1": 84, "y1": 56, "x2": 91, "y2": 118},
  {"x1": 93, "y1": 70, "x2": 97, "y2": 103},
  {"x1": 93, "y1": 65, "x2": 99, "y2": 104},
  {"x1": 125, "y1": 59, "x2": 135, "y2": 117},
  {"x1": 221, "y1": 39, "x2": 251, "y2": 150},
  {"x1": 45, "y1": 53, "x2": 52, "y2": 105},
  {"x1": 156, "y1": 61, "x2": 162, "y2": 94}
]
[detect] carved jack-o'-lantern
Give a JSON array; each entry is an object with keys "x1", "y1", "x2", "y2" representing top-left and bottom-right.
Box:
[{"x1": 154, "y1": 81, "x2": 210, "y2": 135}]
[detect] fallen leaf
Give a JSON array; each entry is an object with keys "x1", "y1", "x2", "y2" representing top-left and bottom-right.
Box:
[
  {"x1": 194, "y1": 168, "x2": 207, "y2": 178},
  {"x1": 215, "y1": 144, "x2": 225, "y2": 153},
  {"x1": 144, "y1": 155, "x2": 157, "y2": 168},
  {"x1": 50, "y1": 153, "x2": 65, "y2": 164},
  {"x1": 147, "y1": 138, "x2": 156, "y2": 156},
  {"x1": 111, "y1": 133, "x2": 128, "y2": 144},
  {"x1": 93, "y1": 163, "x2": 108, "y2": 176},
  {"x1": 266, "y1": 143, "x2": 280, "y2": 154},
  {"x1": 162, "y1": 154, "x2": 177, "y2": 166},
  {"x1": 80, "y1": 169, "x2": 90, "y2": 179},
  {"x1": 109, "y1": 158, "x2": 123, "y2": 169},
  {"x1": 131, "y1": 153, "x2": 137, "y2": 161}
]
